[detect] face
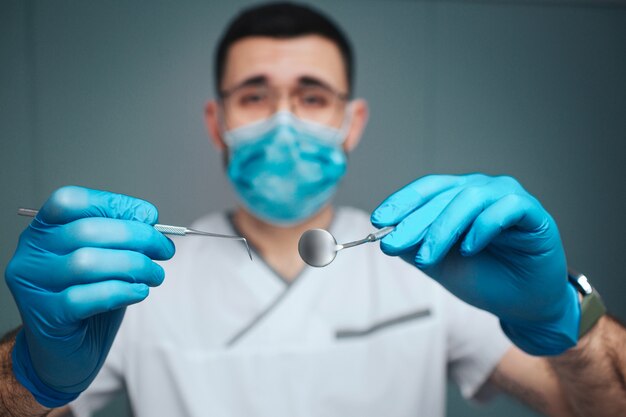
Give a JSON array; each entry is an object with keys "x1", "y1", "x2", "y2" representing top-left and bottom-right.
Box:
[{"x1": 205, "y1": 35, "x2": 368, "y2": 153}]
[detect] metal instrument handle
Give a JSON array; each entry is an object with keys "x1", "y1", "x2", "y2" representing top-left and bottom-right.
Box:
[
  {"x1": 368, "y1": 226, "x2": 395, "y2": 241},
  {"x1": 154, "y1": 224, "x2": 187, "y2": 236}
]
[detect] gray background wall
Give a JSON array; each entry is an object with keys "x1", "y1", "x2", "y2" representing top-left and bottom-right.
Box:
[{"x1": 1, "y1": 0, "x2": 625, "y2": 416}]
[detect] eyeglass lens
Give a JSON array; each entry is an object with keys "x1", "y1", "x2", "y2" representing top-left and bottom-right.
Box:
[{"x1": 222, "y1": 85, "x2": 347, "y2": 129}]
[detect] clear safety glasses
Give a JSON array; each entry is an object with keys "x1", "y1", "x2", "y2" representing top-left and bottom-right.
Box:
[{"x1": 220, "y1": 82, "x2": 349, "y2": 130}]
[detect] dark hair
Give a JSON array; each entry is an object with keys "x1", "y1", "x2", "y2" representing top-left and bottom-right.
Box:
[{"x1": 214, "y1": 2, "x2": 354, "y2": 95}]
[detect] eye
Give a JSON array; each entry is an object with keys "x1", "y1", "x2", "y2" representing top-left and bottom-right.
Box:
[
  {"x1": 239, "y1": 92, "x2": 268, "y2": 106},
  {"x1": 299, "y1": 92, "x2": 330, "y2": 108}
]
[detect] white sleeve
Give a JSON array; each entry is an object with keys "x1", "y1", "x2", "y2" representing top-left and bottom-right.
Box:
[
  {"x1": 68, "y1": 321, "x2": 127, "y2": 417},
  {"x1": 443, "y1": 289, "x2": 512, "y2": 400}
]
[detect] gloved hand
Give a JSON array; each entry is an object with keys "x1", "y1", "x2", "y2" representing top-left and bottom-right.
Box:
[
  {"x1": 371, "y1": 174, "x2": 580, "y2": 356},
  {"x1": 5, "y1": 186, "x2": 175, "y2": 407}
]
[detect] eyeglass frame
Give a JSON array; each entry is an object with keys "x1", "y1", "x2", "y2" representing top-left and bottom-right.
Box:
[{"x1": 217, "y1": 76, "x2": 350, "y2": 128}]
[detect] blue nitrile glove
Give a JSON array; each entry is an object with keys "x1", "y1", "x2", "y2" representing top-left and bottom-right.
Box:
[
  {"x1": 5, "y1": 186, "x2": 175, "y2": 407},
  {"x1": 371, "y1": 174, "x2": 580, "y2": 356}
]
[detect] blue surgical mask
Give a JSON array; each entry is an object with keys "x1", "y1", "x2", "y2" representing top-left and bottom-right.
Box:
[{"x1": 223, "y1": 111, "x2": 350, "y2": 226}]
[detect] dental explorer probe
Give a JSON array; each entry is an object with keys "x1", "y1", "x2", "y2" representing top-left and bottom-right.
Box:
[{"x1": 17, "y1": 208, "x2": 252, "y2": 261}]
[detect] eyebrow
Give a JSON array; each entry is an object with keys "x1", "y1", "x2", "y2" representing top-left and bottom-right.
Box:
[
  {"x1": 221, "y1": 75, "x2": 347, "y2": 97},
  {"x1": 221, "y1": 75, "x2": 268, "y2": 96},
  {"x1": 298, "y1": 76, "x2": 332, "y2": 90},
  {"x1": 299, "y1": 76, "x2": 348, "y2": 97}
]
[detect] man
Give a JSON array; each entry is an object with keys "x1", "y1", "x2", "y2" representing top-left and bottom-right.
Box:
[{"x1": 1, "y1": 2, "x2": 625, "y2": 416}]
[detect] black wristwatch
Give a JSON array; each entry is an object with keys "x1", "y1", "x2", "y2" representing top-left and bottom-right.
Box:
[{"x1": 567, "y1": 268, "x2": 606, "y2": 338}]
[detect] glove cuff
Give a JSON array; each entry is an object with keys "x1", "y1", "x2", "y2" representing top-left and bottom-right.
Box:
[
  {"x1": 500, "y1": 284, "x2": 581, "y2": 356},
  {"x1": 11, "y1": 330, "x2": 80, "y2": 408}
]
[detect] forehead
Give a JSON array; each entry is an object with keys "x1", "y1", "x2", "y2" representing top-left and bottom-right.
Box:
[{"x1": 221, "y1": 35, "x2": 348, "y2": 92}]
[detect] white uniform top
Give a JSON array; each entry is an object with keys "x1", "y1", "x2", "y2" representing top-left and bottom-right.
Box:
[{"x1": 70, "y1": 207, "x2": 511, "y2": 417}]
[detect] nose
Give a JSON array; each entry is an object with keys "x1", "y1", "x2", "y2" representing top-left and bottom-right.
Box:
[
  {"x1": 273, "y1": 89, "x2": 294, "y2": 113},
  {"x1": 275, "y1": 95, "x2": 291, "y2": 112}
]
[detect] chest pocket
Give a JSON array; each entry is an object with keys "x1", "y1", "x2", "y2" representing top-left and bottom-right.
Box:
[
  {"x1": 335, "y1": 308, "x2": 433, "y2": 339},
  {"x1": 136, "y1": 308, "x2": 446, "y2": 417}
]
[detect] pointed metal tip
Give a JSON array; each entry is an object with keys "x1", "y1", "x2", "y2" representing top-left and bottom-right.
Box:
[
  {"x1": 241, "y1": 238, "x2": 253, "y2": 261},
  {"x1": 17, "y1": 208, "x2": 39, "y2": 217}
]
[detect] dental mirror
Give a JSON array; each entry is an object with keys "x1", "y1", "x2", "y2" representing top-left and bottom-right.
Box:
[{"x1": 298, "y1": 226, "x2": 395, "y2": 267}]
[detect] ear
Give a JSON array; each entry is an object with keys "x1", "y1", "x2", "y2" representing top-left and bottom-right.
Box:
[
  {"x1": 342, "y1": 99, "x2": 369, "y2": 153},
  {"x1": 205, "y1": 100, "x2": 226, "y2": 151}
]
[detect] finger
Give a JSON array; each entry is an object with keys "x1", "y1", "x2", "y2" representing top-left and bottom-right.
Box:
[
  {"x1": 47, "y1": 217, "x2": 175, "y2": 259},
  {"x1": 460, "y1": 193, "x2": 546, "y2": 255},
  {"x1": 26, "y1": 247, "x2": 166, "y2": 291},
  {"x1": 38, "y1": 186, "x2": 158, "y2": 225},
  {"x1": 370, "y1": 175, "x2": 464, "y2": 227},
  {"x1": 61, "y1": 281, "x2": 150, "y2": 321},
  {"x1": 371, "y1": 174, "x2": 490, "y2": 227},
  {"x1": 415, "y1": 184, "x2": 508, "y2": 266},
  {"x1": 379, "y1": 187, "x2": 460, "y2": 255}
]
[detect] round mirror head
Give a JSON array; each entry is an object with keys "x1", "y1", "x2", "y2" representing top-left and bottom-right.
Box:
[{"x1": 298, "y1": 228, "x2": 338, "y2": 267}]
